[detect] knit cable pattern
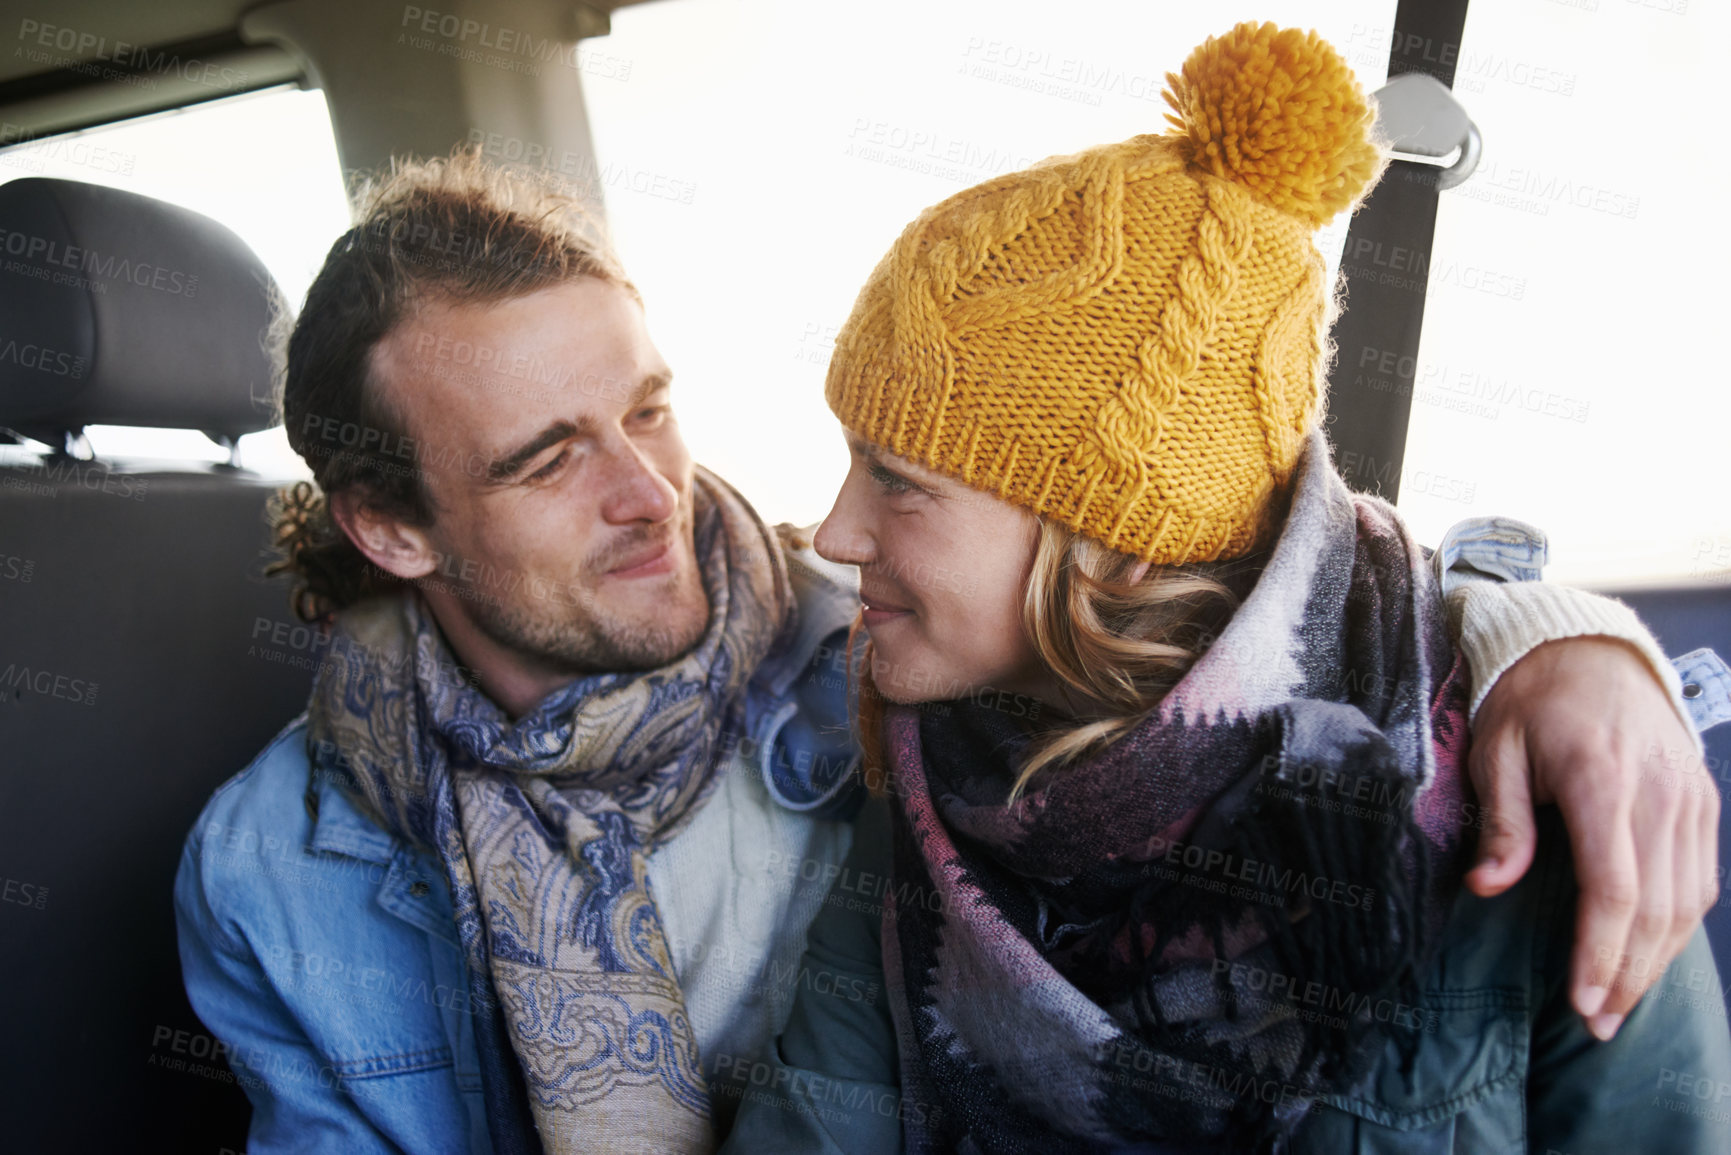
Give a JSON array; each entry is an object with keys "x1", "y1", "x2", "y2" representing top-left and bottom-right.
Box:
[{"x1": 825, "y1": 21, "x2": 1382, "y2": 564}]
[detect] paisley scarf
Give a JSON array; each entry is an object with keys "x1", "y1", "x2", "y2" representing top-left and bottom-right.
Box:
[
  {"x1": 306, "y1": 468, "x2": 793, "y2": 1155},
  {"x1": 881, "y1": 430, "x2": 1475, "y2": 1153}
]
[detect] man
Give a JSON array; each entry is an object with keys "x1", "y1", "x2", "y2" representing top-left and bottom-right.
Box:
[{"x1": 176, "y1": 151, "x2": 1723, "y2": 1154}]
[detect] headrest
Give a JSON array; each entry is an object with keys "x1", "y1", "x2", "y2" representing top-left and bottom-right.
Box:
[{"x1": 0, "y1": 177, "x2": 282, "y2": 444}]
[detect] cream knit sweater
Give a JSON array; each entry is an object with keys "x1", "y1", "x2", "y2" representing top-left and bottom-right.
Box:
[{"x1": 1451, "y1": 579, "x2": 1702, "y2": 755}]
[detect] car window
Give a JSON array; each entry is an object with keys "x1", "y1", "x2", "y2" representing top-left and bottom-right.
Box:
[
  {"x1": 578, "y1": 0, "x2": 1393, "y2": 535},
  {"x1": 581, "y1": 0, "x2": 1721, "y2": 587},
  {"x1": 1396, "y1": 0, "x2": 1724, "y2": 587},
  {"x1": 0, "y1": 85, "x2": 348, "y2": 475}
]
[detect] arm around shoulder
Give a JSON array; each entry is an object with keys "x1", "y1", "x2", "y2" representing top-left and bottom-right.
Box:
[{"x1": 1450, "y1": 579, "x2": 1700, "y2": 747}]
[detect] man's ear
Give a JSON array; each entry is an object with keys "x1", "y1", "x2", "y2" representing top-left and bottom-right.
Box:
[{"x1": 327, "y1": 488, "x2": 439, "y2": 581}]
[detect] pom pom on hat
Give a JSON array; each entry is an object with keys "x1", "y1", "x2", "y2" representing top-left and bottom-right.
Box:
[{"x1": 1163, "y1": 21, "x2": 1381, "y2": 227}]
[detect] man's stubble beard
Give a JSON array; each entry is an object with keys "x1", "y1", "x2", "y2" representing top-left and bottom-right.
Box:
[{"x1": 465, "y1": 508, "x2": 710, "y2": 675}]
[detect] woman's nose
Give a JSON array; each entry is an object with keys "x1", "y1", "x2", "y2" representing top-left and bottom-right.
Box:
[{"x1": 814, "y1": 481, "x2": 872, "y2": 567}]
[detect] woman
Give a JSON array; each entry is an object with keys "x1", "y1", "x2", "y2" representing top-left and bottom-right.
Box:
[{"x1": 719, "y1": 22, "x2": 1731, "y2": 1154}]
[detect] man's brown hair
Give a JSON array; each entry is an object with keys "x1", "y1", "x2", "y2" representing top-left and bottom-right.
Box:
[{"x1": 269, "y1": 148, "x2": 634, "y2": 621}]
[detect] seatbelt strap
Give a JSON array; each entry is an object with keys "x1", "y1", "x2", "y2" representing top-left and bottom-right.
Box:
[{"x1": 1324, "y1": 0, "x2": 1472, "y2": 501}]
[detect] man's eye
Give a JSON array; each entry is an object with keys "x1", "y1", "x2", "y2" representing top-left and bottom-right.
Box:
[
  {"x1": 869, "y1": 463, "x2": 919, "y2": 496},
  {"x1": 634, "y1": 404, "x2": 669, "y2": 426},
  {"x1": 527, "y1": 448, "x2": 571, "y2": 483}
]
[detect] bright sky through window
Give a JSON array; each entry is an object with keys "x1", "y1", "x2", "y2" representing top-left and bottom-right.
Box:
[
  {"x1": 0, "y1": 86, "x2": 350, "y2": 473},
  {"x1": 583, "y1": 0, "x2": 1726, "y2": 588}
]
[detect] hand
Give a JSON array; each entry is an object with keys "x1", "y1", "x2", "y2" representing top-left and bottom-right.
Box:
[{"x1": 1466, "y1": 635, "x2": 1718, "y2": 1041}]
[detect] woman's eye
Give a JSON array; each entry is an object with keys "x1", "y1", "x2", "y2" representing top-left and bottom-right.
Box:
[
  {"x1": 527, "y1": 448, "x2": 571, "y2": 483},
  {"x1": 869, "y1": 463, "x2": 919, "y2": 496}
]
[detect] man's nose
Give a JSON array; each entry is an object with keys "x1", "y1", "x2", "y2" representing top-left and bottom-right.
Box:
[{"x1": 600, "y1": 443, "x2": 679, "y2": 525}]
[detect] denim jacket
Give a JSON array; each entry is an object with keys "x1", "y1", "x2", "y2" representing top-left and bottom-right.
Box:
[
  {"x1": 174, "y1": 543, "x2": 864, "y2": 1154},
  {"x1": 718, "y1": 518, "x2": 1731, "y2": 1154}
]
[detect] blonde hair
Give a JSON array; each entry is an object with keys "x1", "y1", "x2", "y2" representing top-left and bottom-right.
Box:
[{"x1": 853, "y1": 518, "x2": 1253, "y2": 800}]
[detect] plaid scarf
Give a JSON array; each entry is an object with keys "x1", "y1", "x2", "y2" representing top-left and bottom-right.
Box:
[
  {"x1": 881, "y1": 431, "x2": 1474, "y2": 1153},
  {"x1": 306, "y1": 469, "x2": 793, "y2": 1155}
]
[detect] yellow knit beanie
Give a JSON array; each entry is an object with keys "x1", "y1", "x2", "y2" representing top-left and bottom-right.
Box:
[{"x1": 825, "y1": 22, "x2": 1383, "y2": 564}]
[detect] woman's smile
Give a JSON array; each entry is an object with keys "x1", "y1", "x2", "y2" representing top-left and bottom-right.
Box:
[{"x1": 859, "y1": 584, "x2": 913, "y2": 628}]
